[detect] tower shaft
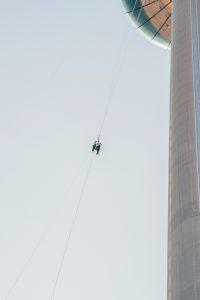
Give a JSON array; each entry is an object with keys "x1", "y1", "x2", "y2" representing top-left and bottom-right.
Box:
[{"x1": 168, "y1": 0, "x2": 200, "y2": 298}]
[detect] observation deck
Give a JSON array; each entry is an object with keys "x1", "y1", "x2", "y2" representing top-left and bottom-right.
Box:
[{"x1": 122, "y1": 0, "x2": 172, "y2": 48}]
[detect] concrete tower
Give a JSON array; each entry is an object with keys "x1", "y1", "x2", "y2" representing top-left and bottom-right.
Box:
[{"x1": 122, "y1": 1, "x2": 200, "y2": 299}]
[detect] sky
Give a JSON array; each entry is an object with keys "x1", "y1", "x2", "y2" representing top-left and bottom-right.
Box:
[{"x1": 0, "y1": 1, "x2": 170, "y2": 299}]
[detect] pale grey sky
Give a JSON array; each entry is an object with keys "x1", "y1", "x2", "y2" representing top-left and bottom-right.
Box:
[{"x1": 0, "y1": 1, "x2": 170, "y2": 299}]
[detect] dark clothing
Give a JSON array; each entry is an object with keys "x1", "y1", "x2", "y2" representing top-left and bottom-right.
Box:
[
  {"x1": 92, "y1": 141, "x2": 97, "y2": 152},
  {"x1": 96, "y1": 144, "x2": 101, "y2": 155}
]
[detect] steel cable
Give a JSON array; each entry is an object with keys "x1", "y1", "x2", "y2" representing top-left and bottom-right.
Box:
[
  {"x1": 50, "y1": 155, "x2": 94, "y2": 300},
  {"x1": 4, "y1": 155, "x2": 90, "y2": 300}
]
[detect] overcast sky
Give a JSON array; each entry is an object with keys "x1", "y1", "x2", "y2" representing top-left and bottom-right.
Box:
[{"x1": 0, "y1": 1, "x2": 170, "y2": 299}]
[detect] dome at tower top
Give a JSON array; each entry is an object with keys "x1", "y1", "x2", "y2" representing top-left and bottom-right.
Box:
[{"x1": 122, "y1": 0, "x2": 172, "y2": 48}]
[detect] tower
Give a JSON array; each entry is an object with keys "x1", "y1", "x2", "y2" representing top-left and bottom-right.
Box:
[{"x1": 122, "y1": 1, "x2": 200, "y2": 299}]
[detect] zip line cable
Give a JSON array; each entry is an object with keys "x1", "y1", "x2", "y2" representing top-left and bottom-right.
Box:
[
  {"x1": 49, "y1": 31, "x2": 130, "y2": 300},
  {"x1": 5, "y1": 229, "x2": 50, "y2": 300},
  {"x1": 50, "y1": 155, "x2": 94, "y2": 300},
  {"x1": 98, "y1": 34, "x2": 129, "y2": 138},
  {"x1": 100, "y1": 0, "x2": 151, "y2": 138},
  {"x1": 4, "y1": 154, "x2": 91, "y2": 300},
  {"x1": 5, "y1": 19, "x2": 130, "y2": 300},
  {"x1": 4, "y1": 37, "x2": 128, "y2": 298}
]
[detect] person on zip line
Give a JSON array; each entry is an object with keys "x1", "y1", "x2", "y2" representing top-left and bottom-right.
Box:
[{"x1": 96, "y1": 142, "x2": 102, "y2": 155}]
